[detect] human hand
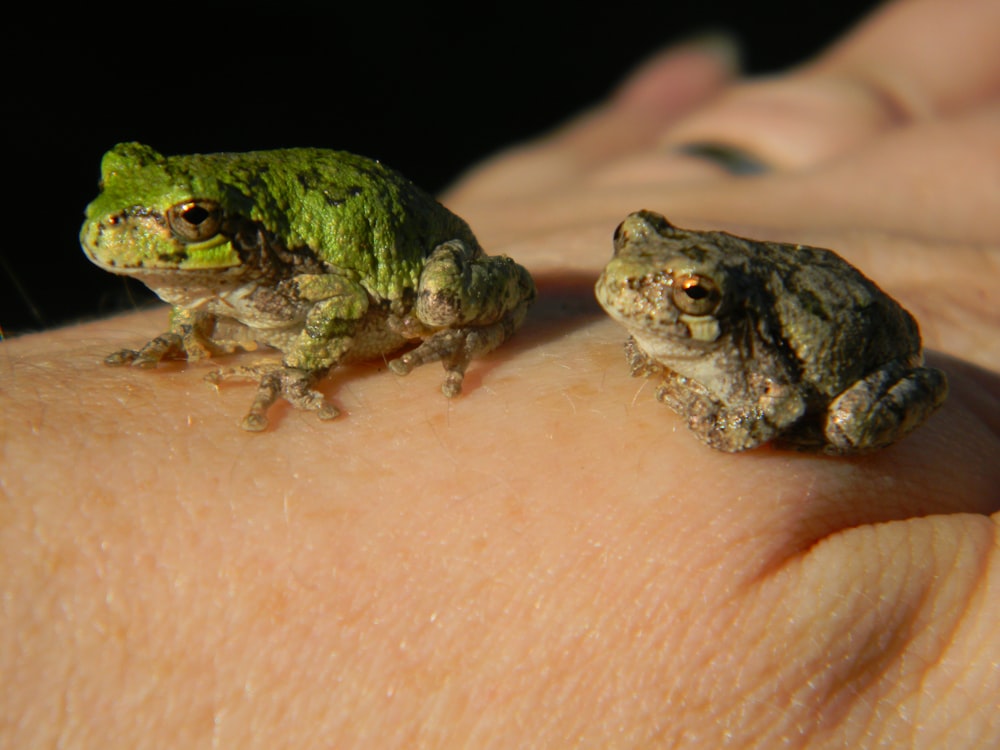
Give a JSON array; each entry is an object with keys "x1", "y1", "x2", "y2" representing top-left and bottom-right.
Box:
[{"x1": 3, "y1": 0, "x2": 998, "y2": 746}]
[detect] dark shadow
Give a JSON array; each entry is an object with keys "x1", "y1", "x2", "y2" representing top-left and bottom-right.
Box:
[
  {"x1": 425, "y1": 268, "x2": 607, "y2": 397},
  {"x1": 746, "y1": 347, "x2": 1000, "y2": 582},
  {"x1": 309, "y1": 269, "x2": 606, "y2": 414},
  {"x1": 501, "y1": 268, "x2": 606, "y2": 354},
  {"x1": 925, "y1": 350, "x2": 1000, "y2": 437}
]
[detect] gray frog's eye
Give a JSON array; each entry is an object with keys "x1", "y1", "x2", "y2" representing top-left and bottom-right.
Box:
[
  {"x1": 167, "y1": 200, "x2": 222, "y2": 242},
  {"x1": 612, "y1": 211, "x2": 676, "y2": 255},
  {"x1": 672, "y1": 273, "x2": 721, "y2": 316},
  {"x1": 612, "y1": 220, "x2": 627, "y2": 254}
]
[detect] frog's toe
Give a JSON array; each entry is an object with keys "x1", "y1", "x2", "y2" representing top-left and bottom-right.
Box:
[
  {"x1": 276, "y1": 369, "x2": 340, "y2": 419},
  {"x1": 240, "y1": 412, "x2": 270, "y2": 432},
  {"x1": 132, "y1": 354, "x2": 166, "y2": 369},
  {"x1": 104, "y1": 349, "x2": 140, "y2": 367},
  {"x1": 239, "y1": 397, "x2": 338, "y2": 431},
  {"x1": 388, "y1": 329, "x2": 479, "y2": 398},
  {"x1": 240, "y1": 391, "x2": 340, "y2": 432},
  {"x1": 441, "y1": 370, "x2": 465, "y2": 398},
  {"x1": 205, "y1": 364, "x2": 340, "y2": 430},
  {"x1": 387, "y1": 355, "x2": 416, "y2": 376},
  {"x1": 104, "y1": 348, "x2": 166, "y2": 368},
  {"x1": 116, "y1": 332, "x2": 187, "y2": 368},
  {"x1": 391, "y1": 330, "x2": 465, "y2": 372}
]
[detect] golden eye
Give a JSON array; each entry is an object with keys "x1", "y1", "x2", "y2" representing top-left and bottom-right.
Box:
[
  {"x1": 672, "y1": 273, "x2": 721, "y2": 316},
  {"x1": 167, "y1": 200, "x2": 222, "y2": 242}
]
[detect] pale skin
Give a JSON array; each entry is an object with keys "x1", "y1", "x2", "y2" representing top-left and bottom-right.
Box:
[{"x1": 3, "y1": 0, "x2": 1000, "y2": 746}]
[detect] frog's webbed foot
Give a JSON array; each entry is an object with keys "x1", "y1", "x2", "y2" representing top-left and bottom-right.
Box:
[
  {"x1": 624, "y1": 337, "x2": 664, "y2": 378},
  {"x1": 654, "y1": 369, "x2": 804, "y2": 453},
  {"x1": 205, "y1": 364, "x2": 338, "y2": 432},
  {"x1": 823, "y1": 360, "x2": 948, "y2": 454},
  {"x1": 105, "y1": 332, "x2": 186, "y2": 368},
  {"x1": 388, "y1": 319, "x2": 514, "y2": 398},
  {"x1": 104, "y1": 319, "x2": 238, "y2": 368}
]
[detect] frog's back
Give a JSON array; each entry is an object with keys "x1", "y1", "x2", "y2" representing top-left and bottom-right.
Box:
[
  {"x1": 189, "y1": 148, "x2": 478, "y2": 298},
  {"x1": 728, "y1": 233, "x2": 922, "y2": 394}
]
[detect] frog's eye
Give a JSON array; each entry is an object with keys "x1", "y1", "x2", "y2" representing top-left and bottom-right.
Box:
[
  {"x1": 167, "y1": 200, "x2": 222, "y2": 242},
  {"x1": 672, "y1": 273, "x2": 721, "y2": 316},
  {"x1": 612, "y1": 220, "x2": 628, "y2": 255}
]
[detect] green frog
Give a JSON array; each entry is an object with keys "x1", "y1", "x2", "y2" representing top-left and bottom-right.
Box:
[{"x1": 81, "y1": 143, "x2": 535, "y2": 430}]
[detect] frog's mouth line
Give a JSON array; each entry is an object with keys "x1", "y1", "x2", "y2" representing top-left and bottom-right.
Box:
[
  {"x1": 82, "y1": 249, "x2": 238, "y2": 273},
  {"x1": 83, "y1": 206, "x2": 331, "y2": 281},
  {"x1": 82, "y1": 249, "x2": 250, "y2": 282}
]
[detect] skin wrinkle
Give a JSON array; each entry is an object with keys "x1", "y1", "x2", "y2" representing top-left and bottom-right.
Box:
[
  {"x1": 902, "y1": 520, "x2": 999, "y2": 746},
  {"x1": 837, "y1": 67, "x2": 917, "y2": 125},
  {"x1": 762, "y1": 542, "x2": 895, "y2": 744},
  {"x1": 790, "y1": 519, "x2": 991, "y2": 745}
]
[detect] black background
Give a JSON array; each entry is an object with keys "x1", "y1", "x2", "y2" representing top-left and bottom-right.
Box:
[{"x1": 4, "y1": 2, "x2": 882, "y2": 335}]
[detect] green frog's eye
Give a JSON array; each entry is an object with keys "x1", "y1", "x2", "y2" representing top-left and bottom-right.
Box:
[
  {"x1": 167, "y1": 200, "x2": 222, "y2": 242},
  {"x1": 672, "y1": 273, "x2": 721, "y2": 316}
]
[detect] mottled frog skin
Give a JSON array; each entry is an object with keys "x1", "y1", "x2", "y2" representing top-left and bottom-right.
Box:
[
  {"x1": 595, "y1": 210, "x2": 947, "y2": 454},
  {"x1": 81, "y1": 143, "x2": 535, "y2": 430}
]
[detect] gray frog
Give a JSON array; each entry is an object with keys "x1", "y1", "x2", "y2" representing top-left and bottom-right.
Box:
[{"x1": 595, "y1": 210, "x2": 947, "y2": 455}]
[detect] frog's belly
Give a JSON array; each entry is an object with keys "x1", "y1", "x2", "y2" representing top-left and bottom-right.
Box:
[
  {"x1": 341, "y1": 311, "x2": 410, "y2": 362},
  {"x1": 207, "y1": 311, "x2": 410, "y2": 362}
]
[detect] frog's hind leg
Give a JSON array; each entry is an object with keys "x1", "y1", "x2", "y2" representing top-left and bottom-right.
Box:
[
  {"x1": 388, "y1": 238, "x2": 535, "y2": 397},
  {"x1": 823, "y1": 360, "x2": 948, "y2": 454},
  {"x1": 205, "y1": 363, "x2": 339, "y2": 431}
]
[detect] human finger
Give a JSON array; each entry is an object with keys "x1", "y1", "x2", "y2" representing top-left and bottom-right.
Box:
[
  {"x1": 444, "y1": 37, "x2": 739, "y2": 205},
  {"x1": 662, "y1": 0, "x2": 1000, "y2": 169},
  {"x1": 473, "y1": 100, "x2": 1000, "y2": 254}
]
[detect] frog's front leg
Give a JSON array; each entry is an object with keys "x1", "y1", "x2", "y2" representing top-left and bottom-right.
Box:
[
  {"x1": 388, "y1": 239, "x2": 535, "y2": 397},
  {"x1": 209, "y1": 273, "x2": 370, "y2": 431},
  {"x1": 624, "y1": 336, "x2": 665, "y2": 379},
  {"x1": 823, "y1": 359, "x2": 948, "y2": 454},
  {"x1": 105, "y1": 307, "x2": 234, "y2": 367},
  {"x1": 206, "y1": 363, "x2": 339, "y2": 431},
  {"x1": 654, "y1": 368, "x2": 806, "y2": 453}
]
